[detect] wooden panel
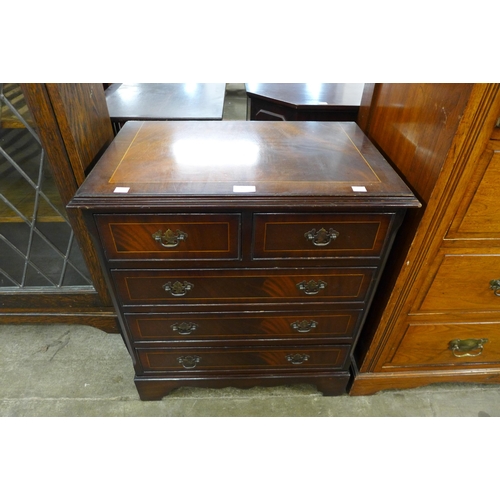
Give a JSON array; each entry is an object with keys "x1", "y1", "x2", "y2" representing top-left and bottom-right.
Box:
[
  {"x1": 125, "y1": 309, "x2": 362, "y2": 343},
  {"x1": 253, "y1": 212, "x2": 393, "y2": 259},
  {"x1": 112, "y1": 268, "x2": 376, "y2": 306},
  {"x1": 363, "y1": 84, "x2": 473, "y2": 204},
  {"x1": 96, "y1": 213, "x2": 241, "y2": 261},
  {"x1": 137, "y1": 345, "x2": 350, "y2": 372},
  {"x1": 386, "y1": 321, "x2": 500, "y2": 369},
  {"x1": 46, "y1": 83, "x2": 114, "y2": 186}
]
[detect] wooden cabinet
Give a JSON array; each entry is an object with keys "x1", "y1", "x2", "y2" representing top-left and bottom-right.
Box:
[
  {"x1": 245, "y1": 83, "x2": 364, "y2": 122},
  {"x1": 351, "y1": 84, "x2": 500, "y2": 395},
  {"x1": 0, "y1": 84, "x2": 118, "y2": 332},
  {"x1": 68, "y1": 120, "x2": 418, "y2": 400}
]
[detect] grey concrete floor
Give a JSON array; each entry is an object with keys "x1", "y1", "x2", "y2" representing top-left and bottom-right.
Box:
[{"x1": 1, "y1": 322, "x2": 500, "y2": 417}]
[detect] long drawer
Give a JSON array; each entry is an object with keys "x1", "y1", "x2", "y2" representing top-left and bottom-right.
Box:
[
  {"x1": 137, "y1": 345, "x2": 351, "y2": 373},
  {"x1": 385, "y1": 321, "x2": 500, "y2": 369},
  {"x1": 112, "y1": 268, "x2": 376, "y2": 306},
  {"x1": 95, "y1": 213, "x2": 241, "y2": 261},
  {"x1": 253, "y1": 212, "x2": 393, "y2": 260},
  {"x1": 125, "y1": 309, "x2": 363, "y2": 343}
]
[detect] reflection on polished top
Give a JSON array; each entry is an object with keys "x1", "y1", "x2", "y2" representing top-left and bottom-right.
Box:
[
  {"x1": 245, "y1": 83, "x2": 365, "y2": 108},
  {"x1": 74, "y1": 121, "x2": 419, "y2": 206},
  {"x1": 105, "y1": 83, "x2": 226, "y2": 121}
]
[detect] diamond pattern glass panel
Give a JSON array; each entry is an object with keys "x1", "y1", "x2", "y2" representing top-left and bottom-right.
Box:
[{"x1": 0, "y1": 83, "x2": 94, "y2": 290}]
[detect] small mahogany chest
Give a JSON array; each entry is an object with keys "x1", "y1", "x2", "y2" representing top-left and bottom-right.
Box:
[{"x1": 68, "y1": 121, "x2": 419, "y2": 400}]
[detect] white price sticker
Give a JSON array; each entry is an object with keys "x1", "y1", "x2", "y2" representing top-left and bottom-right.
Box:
[
  {"x1": 113, "y1": 187, "x2": 130, "y2": 193},
  {"x1": 351, "y1": 186, "x2": 367, "y2": 192},
  {"x1": 233, "y1": 186, "x2": 256, "y2": 193}
]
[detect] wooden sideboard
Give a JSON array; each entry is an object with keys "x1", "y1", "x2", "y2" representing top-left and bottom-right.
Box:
[
  {"x1": 68, "y1": 120, "x2": 418, "y2": 400},
  {"x1": 351, "y1": 83, "x2": 500, "y2": 395}
]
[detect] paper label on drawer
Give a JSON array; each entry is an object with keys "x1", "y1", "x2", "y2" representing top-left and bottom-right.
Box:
[
  {"x1": 113, "y1": 187, "x2": 130, "y2": 193},
  {"x1": 351, "y1": 186, "x2": 367, "y2": 192},
  {"x1": 233, "y1": 185, "x2": 256, "y2": 193}
]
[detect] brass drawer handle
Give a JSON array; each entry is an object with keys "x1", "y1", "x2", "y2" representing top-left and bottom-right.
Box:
[
  {"x1": 171, "y1": 322, "x2": 198, "y2": 335},
  {"x1": 152, "y1": 228, "x2": 187, "y2": 248},
  {"x1": 177, "y1": 355, "x2": 201, "y2": 369},
  {"x1": 163, "y1": 281, "x2": 194, "y2": 297},
  {"x1": 296, "y1": 279, "x2": 327, "y2": 295},
  {"x1": 490, "y1": 279, "x2": 500, "y2": 296},
  {"x1": 290, "y1": 319, "x2": 318, "y2": 333},
  {"x1": 304, "y1": 228, "x2": 339, "y2": 247},
  {"x1": 286, "y1": 353, "x2": 310, "y2": 365},
  {"x1": 448, "y1": 338, "x2": 488, "y2": 357}
]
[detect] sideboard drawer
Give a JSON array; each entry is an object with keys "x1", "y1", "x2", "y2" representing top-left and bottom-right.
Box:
[
  {"x1": 253, "y1": 213, "x2": 393, "y2": 260},
  {"x1": 96, "y1": 213, "x2": 240, "y2": 261},
  {"x1": 125, "y1": 309, "x2": 362, "y2": 343},
  {"x1": 385, "y1": 321, "x2": 500, "y2": 369},
  {"x1": 112, "y1": 268, "x2": 376, "y2": 306},
  {"x1": 137, "y1": 345, "x2": 351, "y2": 373},
  {"x1": 418, "y1": 252, "x2": 500, "y2": 313}
]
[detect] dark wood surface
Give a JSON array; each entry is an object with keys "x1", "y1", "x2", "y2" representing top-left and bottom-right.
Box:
[
  {"x1": 105, "y1": 83, "x2": 226, "y2": 122},
  {"x1": 245, "y1": 83, "x2": 364, "y2": 121},
  {"x1": 72, "y1": 121, "x2": 418, "y2": 203},
  {"x1": 70, "y1": 120, "x2": 419, "y2": 400}
]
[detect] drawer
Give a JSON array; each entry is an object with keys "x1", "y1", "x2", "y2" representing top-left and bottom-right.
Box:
[
  {"x1": 95, "y1": 214, "x2": 240, "y2": 261},
  {"x1": 385, "y1": 321, "x2": 500, "y2": 369},
  {"x1": 253, "y1": 213, "x2": 393, "y2": 260},
  {"x1": 137, "y1": 345, "x2": 350, "y2": 373},
  {"x1": 418, "y1": 252, "x2": 500, "y2": 313},
  {"x1": 125, "y1": 309, "x2": 363, "y2": 343},
  {"x1": 112, "y1": 267, "x2": 376, "y2": 306}
]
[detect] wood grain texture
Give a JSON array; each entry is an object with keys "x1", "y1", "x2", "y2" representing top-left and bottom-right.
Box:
[
  {"x1": 351, "y1": 83, "x2": 500, "y2": 395},
  {"x1": 72, "y1": 120, "x2": 418, "y2": 399}
]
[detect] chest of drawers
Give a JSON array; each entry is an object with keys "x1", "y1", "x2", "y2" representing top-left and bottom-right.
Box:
[{"x1": 68, "y1": 121, "x2": 419, "y2": 400}]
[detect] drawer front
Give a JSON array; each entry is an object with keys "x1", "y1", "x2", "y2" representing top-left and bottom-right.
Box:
[
  {"x1": 112, "y1": 268, "x2": 375, "y2": 306},
  {"x1": 137, "y1": 345, "x2": 350, "y2": 373},
  {"x1": 385, "y1": 321, "x2": 500, "y2": 369},
  {"x1": 95, "y1": 214, "x2": 240, "y2": 261},
  {"x1": 253, "y1": 213, "x2": 393, "y2": 260},
  {"x1": 418, "y1": 252, "x2": 500, "y2": 313},
  {"x1": 125, "y1": 310, "x2": 362, "y2": 343}
]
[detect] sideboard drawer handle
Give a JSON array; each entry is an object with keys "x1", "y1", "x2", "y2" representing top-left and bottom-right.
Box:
[
  {"x1": 296, "y1": 279, "x2": 327, "y2": 295},
  {"x1": 152, "y1": 228, "x2": 188, "y2": 248},
  {"x1": 286, "y1": 353, "x2": 310, "y2": 365},
  {"x1": 448, "y1": 338, "x2": 488, "y2": 357},
  {"x1": 490, "y1": 279, "x2": 500, "y2": 296},
  {"x1": 304, "y1": 228, "x2": 339, "y2": 247},
  {"x1": 177, "y1": 355, "x2": 201, "y2": 369},
  {"x1": 171, "y1": 322, "x2": 198, "y2": 335},
  {"x1": 163, "y1": 281, "x2": 194, "y2": 297},
  {"x1": 290, "y1": 319, "x2": 318, "y2": 333}
]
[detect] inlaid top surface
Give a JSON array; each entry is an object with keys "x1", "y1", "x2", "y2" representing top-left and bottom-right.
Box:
[
  {"x1": 72, "y1": 121, "x2": 419, "y2": 206},
  {"x1": 105, "y1": 83, "x2": 226, "y2": 121}
]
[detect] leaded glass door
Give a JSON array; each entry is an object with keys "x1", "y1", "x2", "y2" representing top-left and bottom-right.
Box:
[
  {"x1": 0, "y1": 83, "x2": 94, "y2": 290},
  {"x1": 0, "y1": 83, "x2": 117, "y2": 332}
]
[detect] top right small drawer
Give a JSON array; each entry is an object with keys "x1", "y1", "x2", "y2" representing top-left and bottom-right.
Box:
[{"x1": 253, "y1": 213, "x2": 394, "y2": 260}]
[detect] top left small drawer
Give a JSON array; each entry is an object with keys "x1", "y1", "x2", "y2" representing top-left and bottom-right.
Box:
[{"x1": 95, "y1": 214, "x2": 241, "y2": 261}]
